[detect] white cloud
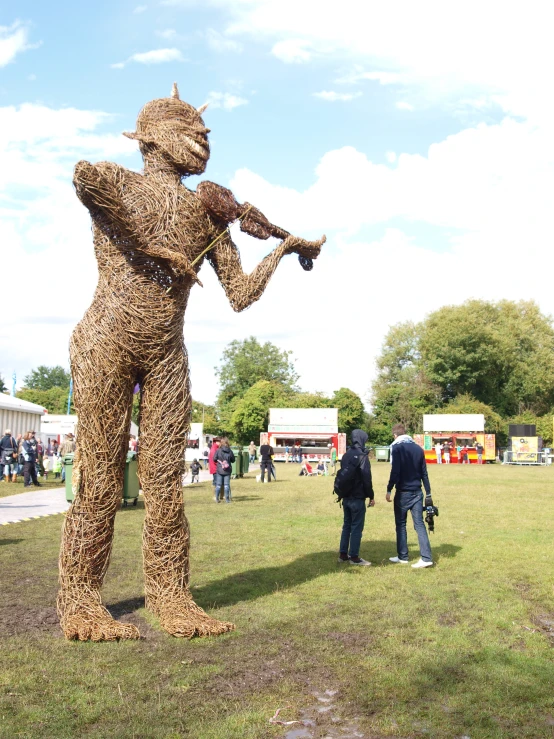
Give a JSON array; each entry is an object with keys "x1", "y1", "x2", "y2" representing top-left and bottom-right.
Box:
[
  {"x1": 0, "y1": 103, "x2": 139, "y2": 389},
  {"x1": 111, "y1": 48, "x2": 184, "y2": 68},
  {"x1": 205, "y1": 28, "x2": 243, "y2": 53},
  {"x1": 396, "y1": 101, "x2": 414, "y2": 111},
  {"x1": 206, "y1": 91, "x2": 248, "y2": 111},
  {"x1": 133, "y1": 4, "x2": 148, "y2": 13},
  {"x1": 0, "y1": 20, "x2": 36, "y2": 67},
  {"x1": 313, "y1": 90, "x2": 362, "y2": 102},
  {"x1": 156, "y1": 28, "x2": 177, "y2": 39},
  {"x1": 271, "y1": 38, "x2": 312, "y2": 63}
]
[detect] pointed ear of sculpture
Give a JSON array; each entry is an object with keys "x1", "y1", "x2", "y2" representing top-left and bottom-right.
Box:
[
  {"x1": 171, "y1": 82, "x2": 180, "y2": 100},
  {"x1": 197, "y1": 103, "x2": 209, "y2": 115}
]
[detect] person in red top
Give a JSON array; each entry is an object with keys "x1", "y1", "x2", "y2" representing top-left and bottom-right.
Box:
[
  {"x1": 461, "y1": 446, "x2": 469, "y2": 464},
  {"x1": 208, "y1": 440, "x2": 220, "y2": 489}
]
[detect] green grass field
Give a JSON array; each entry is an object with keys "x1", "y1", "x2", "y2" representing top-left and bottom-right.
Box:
[
  {"x1": 1, "y1": 463, "x2": 553, "y2": 738},
  {"x1": 0, "y1": 475, "x2": 64, "y2": 498}
]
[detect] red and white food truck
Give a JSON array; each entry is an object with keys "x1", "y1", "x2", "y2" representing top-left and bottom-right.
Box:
[
  {"x1": 414, "y1": 414, "x2": 496, "y2": 464},
  {"x1": 260, "y1": 408, "x2": 346, "y2": 462}
]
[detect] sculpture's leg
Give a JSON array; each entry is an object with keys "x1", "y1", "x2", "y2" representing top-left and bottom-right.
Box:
[
  {"x1": 140, "y1": 347, "x2": 235, "y2": 638},
  {"x1": 58, "y1": 335, "x2": 139, "y2": 641}
]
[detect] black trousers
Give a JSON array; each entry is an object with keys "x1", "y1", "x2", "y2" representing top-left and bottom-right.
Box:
[
  {"x1": 24, "y1": 461, "x2": 39, "y2": 486},
  {"x1": 260, "y1": 461, "x2": 271, "y2": 482}
]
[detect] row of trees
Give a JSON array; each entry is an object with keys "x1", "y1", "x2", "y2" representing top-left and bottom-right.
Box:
[
  {"x1": 370, "y1": 299, "x2": 554, "y2": 445},
  {"x1": 6, "y1": 338, "x2": 369, "y2": 444}
]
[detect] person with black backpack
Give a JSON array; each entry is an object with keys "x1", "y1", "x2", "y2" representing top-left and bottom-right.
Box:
[
  {"x1": 213, "y1": 437, "x2": 235, "y2": 503},
  {"x1": 335, "y1": 429, "x2": 374, "y2": 565}
]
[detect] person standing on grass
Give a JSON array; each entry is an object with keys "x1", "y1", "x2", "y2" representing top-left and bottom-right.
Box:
[
  {"x1": 337, "y1": 429, "x2": 375, "y2": 566},
  {"x1": 213, "y1": 437, "x2": 235, "y2": 503},
  {"x1": 190, "y1": 459, "x2": 201, "y2": 483},
  {"x1": 329, "y1": 443, "x2": 338, "y2": 475},
  {"x1": 208, "y1": 440, "x2": 220, "y2": 489},
  {"x1": 259, "y1": 440, "x2": 274, "y2": 483},
  {"x1": 386, "y1": 423, "x2": 433, "y2": 569},
  {"x1": 248, "y1": 441, "x2": 256, "y2": 463},
  {"x1": 475, "y1": 442, "x2": 484, "y2": 464},
  {"x1": 443, "y1": 441, "x2": 451, "y2": 465}
]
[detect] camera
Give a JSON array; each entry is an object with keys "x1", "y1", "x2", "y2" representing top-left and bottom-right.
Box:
[{"x1": 424, "y1": 495, "x2": 439, "y2": 533}]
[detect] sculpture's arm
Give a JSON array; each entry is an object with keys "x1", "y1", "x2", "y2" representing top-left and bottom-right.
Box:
[
  {"x1": 207, "y1": 229, "x2": 325, "y2": 312},
  {"x1": 73, "y1": 161, "x2": 200, "y2": 282}
]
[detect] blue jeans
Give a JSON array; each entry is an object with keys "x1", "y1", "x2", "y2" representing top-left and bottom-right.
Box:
[
  {"x1": 339, "y1": 497, "x2": 366, "y2": 557},
  {"x1": 394, "y1": 489, "x2": 432, "y2": 562},
  {"x1": 214, "y1": 473, "x2": 231, "y2": 502}
]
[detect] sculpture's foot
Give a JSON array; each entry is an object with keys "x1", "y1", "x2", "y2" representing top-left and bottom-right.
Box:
[
  {"x1": 149, "y1": 595, "x2": 235, "y2": 639},
  {"x1": 59, "y1": 598, "x2": 140, "y2": 642}
]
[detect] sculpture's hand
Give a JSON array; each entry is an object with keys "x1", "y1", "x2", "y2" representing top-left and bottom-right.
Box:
[
  {"x1": 281, "y1": 234, "x2": 326, "y2": 260},
  {"x1": 169, "y1": 251, "x2": 203, "y2": 286}
]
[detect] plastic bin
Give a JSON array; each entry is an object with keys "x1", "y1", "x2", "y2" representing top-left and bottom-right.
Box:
[
  {"x1": 242, "y1": 450, "x2": 249, "y2": 474},
  {"x1": 374, "y1": 446, "x2": 391, "y2": 462},
  {"x1": 231, "y1": 448, "x2": 243, "y2": 478},
  {"x1": 64, "y1": 452, "x2": 139, "y2": 506},
  {"x1": 64, "y1": 453, "x2": 75, "y2": 502}
]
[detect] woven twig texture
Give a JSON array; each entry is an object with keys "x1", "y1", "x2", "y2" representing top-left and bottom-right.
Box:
[{"x1": 58, "y1": 85, "x2": 325, "y2": 641}]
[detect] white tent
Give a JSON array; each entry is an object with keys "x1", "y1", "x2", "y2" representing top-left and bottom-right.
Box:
[{"x1": 0, "y1": 394, "x2": 47, "y2": 437}]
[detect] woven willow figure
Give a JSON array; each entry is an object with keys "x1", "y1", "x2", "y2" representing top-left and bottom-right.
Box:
[{"x1": 58, "y1": 84, "x2": 325, "y2": 641}]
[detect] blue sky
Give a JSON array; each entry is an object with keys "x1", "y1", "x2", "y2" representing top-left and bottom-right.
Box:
[{"x1": 1, "y1": 0, "x2": 553, "y2": 406}]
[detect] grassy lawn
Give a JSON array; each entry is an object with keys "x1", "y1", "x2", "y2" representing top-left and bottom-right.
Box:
[
  {"x1": 0, "y1": 475, "x2": 64, "y2": 498},
  {"x1": 1, "y1": 462, "x2": 553, "y2": 738}
]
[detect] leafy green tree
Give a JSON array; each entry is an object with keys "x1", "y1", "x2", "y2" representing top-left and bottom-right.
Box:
[
  {"x1": 230, "y1": 380, "x2": 292, "y2": 444},
  {"x1": 419, "y1": 300, "x2": 554, "y2": 416},
  {"x1": 17, "y1": 386, "x2": 75, "y2": 414},
  {"x1": 288, "y1": 391, "x2": 332, "y2": 409},
  {"x1": 215, "y1": 337, "x2": 299, "y2": 406},
  {"x1": 0, "y1": 374, "x2": 7, "y2": 394},
  {"x1": 506, "y1": 411, "x2": 554, "y2": 447},
  {"x1": 24, "y1": 365, "x2": 71, "y2": 392},
  {"x1": 191, "y1": 400, "x2": 220, "y2": 435},
  {"x1": 331, "y1": 387, "x2": 368, "y2": 436}
]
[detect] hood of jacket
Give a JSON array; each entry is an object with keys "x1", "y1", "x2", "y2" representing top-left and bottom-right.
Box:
[{"x1": 350, "y1": 429, "x2": 368, "y2": 450}]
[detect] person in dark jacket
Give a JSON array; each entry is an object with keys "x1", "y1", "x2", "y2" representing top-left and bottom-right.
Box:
[
  {"x1": 1, "y1": 430, "x2": 19, "y2": 483},
  {"x1": 259, "y1": 442, "x2": 274, "y2": 484},
  {"x1": 22, "y1": 431, "x2": 41, "y2": 488},
  {"x1": 386, "y1": 423, "x2": 433, "y2": 568},
  {"x1": 190, "y1": 459, "x2": 201, "y2": 483},
  {"x1": 213, "y1": 437, "x2": 235, "y2": 503},
  {"x1": 338, "y1": 429, "x2": 374, "y2": 566}
]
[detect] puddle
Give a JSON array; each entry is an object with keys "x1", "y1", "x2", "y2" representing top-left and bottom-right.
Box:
[{"x1": 280, "y1": 688, "x2": 365, "y2": 738}]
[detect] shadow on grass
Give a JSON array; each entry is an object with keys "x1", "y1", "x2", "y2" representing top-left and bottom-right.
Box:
[
  {"x1": 0, "y1": 538, "x2": 23, "y2": 546},
  {"x1": 107, "y1": 542, "x2": 462, "y2": 616}
]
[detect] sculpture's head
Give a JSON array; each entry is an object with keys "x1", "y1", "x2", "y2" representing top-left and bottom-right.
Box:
[{"x1": 124, "y1": 83, "x2": 210, "y2": 176}]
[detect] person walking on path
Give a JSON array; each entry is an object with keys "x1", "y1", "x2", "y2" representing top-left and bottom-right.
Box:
[
  {"x1": 259, "y1": 440, "x2": 274, "y2": 483},
  {"x1": 213, "y1": 437, "x2": 235, "y2": 503},
  {"x1": 190, "y1": 459, "x2": 201, "y2": 483},
  {"x1": 248, "y1": 441, "x2": 256, "y2": 463},
  {"x1": 337, "y1": 429, "x2": 374, "y2": 566},
  {"x1": 1, "y1": 430, "x2": 19, "y2": 483},
  {"x1": 386, "y1": 423, "x2": 433, "y2": 569},
  {"x1": 22, "y1": 431, "x2": 41, "y2": 488}
]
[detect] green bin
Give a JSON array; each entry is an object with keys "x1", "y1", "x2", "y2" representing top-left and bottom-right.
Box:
[
  {"x1": 64, "y1": 453, "x2": 75, "y2": 502},
  {"x1": 242, "y1": 450, "x2": 249, "y2": 474},
  {"x1": 231, "y1": 447, "x2": 243, "y2": 478},
  {"x1": 64, "y1": 452, "x2": 139, "y2": 506},
  {"x1": 374, "y1": 446, "x2": 391, "y2": 462}
]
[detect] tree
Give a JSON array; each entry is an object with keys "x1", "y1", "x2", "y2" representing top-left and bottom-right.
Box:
[
  {"x1": 0, "y1": 374, "x2": 7, "y2": 394},
  {"x1": 24, "y1": 365, "x2": 71, "y2": 392},
  {"x1": 191, "y1": 400, "x2": 220, "y2": 436},
  {"x1": 230, "y1": 380, "x2": 292, "y2": 444},
  {"x1": 215, "y1": 337, "x2": 299, "y2": 406},
  {"x1": 17, "y1": 386, "x2": 75, "y2": 414},
  {"x1": 434, "y1": 394, "x2": 504, "y2": 435},
  {"x1": 331, "y1": 387, "x2": 368, "y2": 436}
]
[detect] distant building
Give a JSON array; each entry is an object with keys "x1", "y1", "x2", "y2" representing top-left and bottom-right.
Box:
[{"x1": 0, "y1": 394, "x2": 47, "y2": 437}]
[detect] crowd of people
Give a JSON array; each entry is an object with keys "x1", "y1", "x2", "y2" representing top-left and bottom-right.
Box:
[
  {"x1": 0, "y1": 429, "x2": 76, "y2": 487},
  {"x1": 434, "y1": 440, "x2": 484, "y2": 464}
]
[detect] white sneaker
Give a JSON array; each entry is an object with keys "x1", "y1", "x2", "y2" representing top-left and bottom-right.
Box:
[
  {"x1": 389, "y1": 556, "x2": 409, "y2": 564},
  {"x1": 411, "y1": 559, "x2": 433, "y2": 569},
  {"x1": 349, "y1": 557, "x2": 371, "y2": 566}
]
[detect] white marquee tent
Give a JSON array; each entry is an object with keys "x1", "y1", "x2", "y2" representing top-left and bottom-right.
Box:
[{"x1": 0, "y1": 394, "x2": 47, "y2": 437}]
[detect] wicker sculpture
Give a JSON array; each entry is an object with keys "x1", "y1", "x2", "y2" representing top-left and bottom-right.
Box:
[{"x1": 58, "y1": 83, "x2": 325, "y2": 641}]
